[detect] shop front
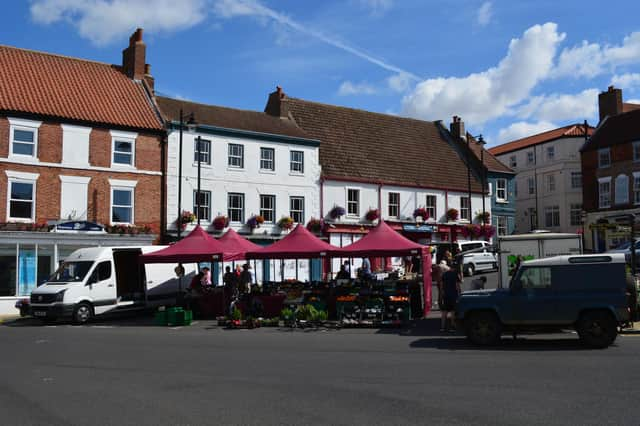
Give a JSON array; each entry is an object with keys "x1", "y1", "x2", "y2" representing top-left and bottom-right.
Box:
[{"x1": 0, "y1": 229, "x2": 156, "y2": 315}]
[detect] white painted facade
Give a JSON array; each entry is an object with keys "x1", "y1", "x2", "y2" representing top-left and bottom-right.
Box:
[
  {"x1": 494, "y1": 136, "x2": 585, "y2": 234},
  {"x1": 166, "y1": 128, "x2": 321, "y2": 236}
]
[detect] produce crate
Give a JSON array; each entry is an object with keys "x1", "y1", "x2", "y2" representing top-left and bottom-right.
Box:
[
  {"x1": 336, "y1": 301, "x2": 357, "y2": 321},
  {"x1": 154, "y1": 309, "x2": 168, "y2": 326},
  {"x1": 167, "y1": 307, "x2": 192, "y2": 326}
]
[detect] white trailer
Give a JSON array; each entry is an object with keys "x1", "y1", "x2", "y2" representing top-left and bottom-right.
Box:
[{"x1": 497, "y1": 232, "x2": 582, "y2": 288}]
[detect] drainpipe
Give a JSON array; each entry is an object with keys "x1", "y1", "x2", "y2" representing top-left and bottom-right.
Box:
[
  {"x1": 378, "y1": 182, "x2": 382, "y2": 217},
  {"x1": 320, "y1": 176, "x2": 325, "y2": 219}
]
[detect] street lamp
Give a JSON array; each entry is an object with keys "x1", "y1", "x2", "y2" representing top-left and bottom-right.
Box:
[
  {"x1": 195, "y1": 134, "x2": 203, "y2": 226},
  {"x1": 477, "y1": 135, "x2": 487, "y2": 224},
  {"x1": 177, "y1": 110, "x2": 196, "y2": 240}
]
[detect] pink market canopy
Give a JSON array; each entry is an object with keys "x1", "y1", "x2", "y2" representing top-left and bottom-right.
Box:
[
  {"x1": 218, "y1": 228, "x2": 262, "y2": 261},
  {"x1": 140, "y1": 225, "x2": 224, "y2": 263},
  {"x1": 246, "y1": 224, "x2": 337, "y2": 259},
  {"x1": 331, "y1": 220, "x2": 426, "y2": 257}
]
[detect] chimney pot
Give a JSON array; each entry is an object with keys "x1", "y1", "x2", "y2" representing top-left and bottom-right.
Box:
[
  {"x1": 598, "y1": 86, "x2": 623, "y2": 122},
  {"x1": 122, "y1": 28, "x2": 147, "y2": 81}
]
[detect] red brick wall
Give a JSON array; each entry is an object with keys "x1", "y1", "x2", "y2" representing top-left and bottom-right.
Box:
[{"x1": 0, "y1": 115, "x2": 163, "y2": 233}]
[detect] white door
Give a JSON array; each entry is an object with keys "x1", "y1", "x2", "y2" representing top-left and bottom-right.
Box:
[{"x1": 86, "y1": 260, "x2": 117, "y2": 315}]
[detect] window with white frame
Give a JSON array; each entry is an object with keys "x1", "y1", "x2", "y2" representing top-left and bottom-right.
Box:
[
  {"x1": 347, "y1": 189, "x2": 359, "y2": 216},
  {"x1": 260, "y1": 147, "x2": 275, "y2": 171},
  {"x1": 228, "y1": 144, "x2": 244, "y2": 168},
  {"x1": 290, "y1": 196, "x2": 305, "y2": 223},
  {"x1": 388, "y1": 192, "x2": 400, "y2": 218},
  {"x1": 460, "y1": 197, "x2": 470, "y2": 221},
  {"x1": 615, "y1": 174, "x2": 629, "y2": 205},
  {"x1": 9, "y1": 118, "x2": 41, "y2": 159},
  {"x1": 487, "y1": 182, "x2": 493, "y2": 196},
  {"x1": 509, "y1": 155, "x2": 517, "y2": 168},
  {"x1": 194, "y1": 138, "x2": 211, "y2": 165},
  {"x1": 260, "y1": 194, "x2": 275, "y2": 223},
  {"x1": 228, "y1": 193, "x2": 244, "y2": 223},
  {"x1": 526, "y1": 151, "x2": 535, "y2": 165},
  {"x1": 598, "y1": 148, "x2": 611, "y2": 168},
  {"x1": 426, "y1": 195, "x2": 437, "y2": 219},
  {"x1": 634, "y1": 174, "x2": 640, "y2": 205},
  {"x1": 544, "y1": 205, "x2": 560, "y2": 227},
  {"x1": 8, "y1": 180, "x2": 35, "y2": 221},
  {"x1": 599, "y1": 178, "x2": 611, "y2": 208},
  {"x1": 290, "y1": 150, "x2": 304, "y2": 173},
  {"x1": 570, "y1": 204, "x2": 582, "y2": 226},
  {"x1": 496, "y1": 178, "x2": 507, "y2": 201},
  {"x1": 496, "y1": 216, "x2": 507, "y2": 236},
  {"x1": 571, "y1": 172, "x2": 582, "y2": 189},
  {"x1": 111, "y1": 188, "x2": 133, "y2": 224},
  {"x1": 193, "y1": 190, "x2": 211, "y2": 222},
  {"x1": 546, "y1": 174, "x2": 556, "y2": 192},
  {"x1": 634, "y1": 142, "x2": 640, "y2": 162},
  {"x1": 528, "y1": 177, "x2": 535, "y2": 195},
  {"x1": 111, "y1": 132, "x2": 137, "y2": 167},
  {"x1": 546, "y1": 146, "x2": 555, "y2": 160}
]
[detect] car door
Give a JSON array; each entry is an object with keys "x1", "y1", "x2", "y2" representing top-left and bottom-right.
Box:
[
  {"x1": 508, "y1": 266, "x2": 557, "y2": 325},
  {"x1": 86, "y1": 260, "x2": 117, "y2": 314}
]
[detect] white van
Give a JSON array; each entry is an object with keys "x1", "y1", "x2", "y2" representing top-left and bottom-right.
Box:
[{"x1": 29, "y1": 246, "x2": 195, "y2": 324}]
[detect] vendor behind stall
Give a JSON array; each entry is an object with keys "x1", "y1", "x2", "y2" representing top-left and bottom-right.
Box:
[{"x1": 336, "y1": 264, "x2": 351, "y2": 280}]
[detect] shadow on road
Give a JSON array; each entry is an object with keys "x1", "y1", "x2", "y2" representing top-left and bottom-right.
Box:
[{"x1": 408, "y1": 336, "x2": 599, "y2": 351}]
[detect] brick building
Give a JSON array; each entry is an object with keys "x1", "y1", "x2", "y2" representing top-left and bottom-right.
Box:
[
  {"x1": 582, "y1": 86, "x2": 640, "y2": 252},
  {"x1": 0, "y1": 29, "x2": 165, "y2": 312}
]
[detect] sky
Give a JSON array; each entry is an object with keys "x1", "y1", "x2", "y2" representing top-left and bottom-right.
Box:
[{"x1": 3, "y1": 0, "x2": 640, "y2": 146}]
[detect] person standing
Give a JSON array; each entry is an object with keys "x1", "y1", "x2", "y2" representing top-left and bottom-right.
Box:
[
  {"x1": 239, "y1": 263, "x2": 252, "y2": 295},
  {"x1": 439, "y1": 260, "x2": 461, "y2": 332}
]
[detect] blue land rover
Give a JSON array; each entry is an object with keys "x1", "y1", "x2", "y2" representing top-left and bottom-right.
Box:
[{"x1": 456, "y1": 254, "x2": 632, "y2": 348}]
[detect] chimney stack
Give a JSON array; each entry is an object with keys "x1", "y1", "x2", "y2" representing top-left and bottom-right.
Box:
[
  {"x1": 122, "y1": 28, "x2": 148, "y2": 82},
  {"x1": 598, "y1": 85, "x2": 623, "y2": 122},
  {"x1": 450, "y1": 116, "x2": 465, "y2": 140},
  {"x1": 264, "y1": 85, "x2": 289, "y2": 118}
]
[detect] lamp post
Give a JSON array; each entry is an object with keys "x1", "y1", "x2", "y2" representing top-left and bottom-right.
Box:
[
  {"x1": 195, "y1": 134, "x2": 202, "y2": 225},
  {"x1": 177, "y1": 110, "x2": 196, "y2": 240},
  {"x1": 477, "y1": 135, "x2": 487, "y2": 224},
  {"x1": 466, "y1": 134, "x2": 472, "y2": 223}
]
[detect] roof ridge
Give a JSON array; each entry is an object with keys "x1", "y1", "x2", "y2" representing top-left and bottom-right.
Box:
[
  {"x1": 288, "y1": 96, "x2": 437, "y2": 126},
  {"x1": 0, "y1": 44, "x2": 116, "y2": 68},
  {"x1": 157, "y1": 95, "x2": 278, "y2": 117}
]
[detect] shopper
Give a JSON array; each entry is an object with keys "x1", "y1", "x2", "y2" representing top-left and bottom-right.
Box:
[
  {"x1": 200, "y1": 266, "x2": 212, "y2": 287},
  {"x1": 223, "y1": 266, "x2": 238, "y2": 296},
  {"x1": 239, "y1": 263, "x2": 252, "y2": 295},
  {"x1": 439, "y1": 260, "x2": 461, "y2": 332}
]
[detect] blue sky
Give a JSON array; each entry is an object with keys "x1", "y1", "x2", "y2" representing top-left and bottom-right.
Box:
[{"x1": 3, "y1": 0, "x2": 640, "y2": 146}]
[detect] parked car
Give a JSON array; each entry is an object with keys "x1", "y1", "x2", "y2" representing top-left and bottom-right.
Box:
[
  {"x1": 433, "y1": 241, "x2": 497, "y2": 276},
  {"x1": 606, "y1": 239, "x2": 640, "y2": 265},
  {"x1": 456, "y1": 254, "x2": 631, "y2": 348}
]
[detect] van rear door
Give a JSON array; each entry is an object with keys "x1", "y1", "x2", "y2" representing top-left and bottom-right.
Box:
[{"x1": 112, "y1": 249, "x2": 146, "y2": 303}]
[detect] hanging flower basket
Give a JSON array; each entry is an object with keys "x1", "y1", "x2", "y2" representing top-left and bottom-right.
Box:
[
  {"x1": 329, "y1": 205, "x2": 346, "y2": 220},
  {"x1": 476, "y1": 211, "x2": 491, "y2": 223},
  {"x1": 212, "y1": 215, "x2": 229, "y2": 231},
  {"x1": 413, "y1": 207, "x2": 429, "y2": 221},
  {"x1": 306, "y1": 218, "x2": 323, "y2": 233},
  {"x1": 460, "y1": 224, "x2": 482, "y2": 239},
  {"x1": 480, "y1": 224, "x2": 496, "y2": 239},
  {"x1": 176, "y1": 210, "x2": 196, "y2": 230},
  {"x1": 247, "y1": 215, "x2": 265, "y2": 230},
  {"x1": 365, "y1": 208, "x2": 379, "y2": 222},
  {"x1": 106, "y1": 224, "x2": 152, "y2": 235},
  {"x1": 446, "y1": 208, "x2": 459, "y2": 222},
  {"x1": 278, "y1": 216, "x2": 294, "y2": 230}
]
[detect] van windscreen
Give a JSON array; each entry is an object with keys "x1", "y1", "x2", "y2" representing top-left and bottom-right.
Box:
[{"x1": 48, "y1": 261, "x2": 94, "y2": 283}]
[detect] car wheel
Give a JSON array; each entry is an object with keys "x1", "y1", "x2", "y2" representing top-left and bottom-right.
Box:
[
  {"x1": 577, "y1": 311, "x2": 617, "y2": 348},
  {"x1": 465, "y1": 311, "x2": 502, "y2": 345},
  {"x1": 465, "y1": 264, "x2": 475, "y2": 277},
  {"x1": 73, "y1": 302, "x2": 93, "y2": 325}
]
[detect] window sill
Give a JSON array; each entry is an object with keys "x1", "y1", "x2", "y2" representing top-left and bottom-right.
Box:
[
  {"x1": 226, "y1": 167, "x2": 245, "y2": 172},
  {"x1": 111, "y1": 164, "x2": 137, "y2": 171},
  {"x1": 111, "y1": 222, "x2": 134, "y2": 226},
  {"x1": 289, "y1": 172, "x2": 304, "y2": 177},
  {"x1": 496, "y1": 199, "x2": 509, "y2": 204},
  {"x1": 259, "y1": 169, "x2": 276, "y2": 175},
  {"x1": 192, "y1": 162, "x2": 212, "y2": 168},
  {"x1": 8, "y1": 155, "x2": 38, "y2": 163},
  {"x1": 7, "y1": 217, "x2": 34, "y2": 223}
]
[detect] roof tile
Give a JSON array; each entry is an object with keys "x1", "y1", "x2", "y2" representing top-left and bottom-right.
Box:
[{"x1": 488, "y1": 123, "x2": 593, "y2": 156}]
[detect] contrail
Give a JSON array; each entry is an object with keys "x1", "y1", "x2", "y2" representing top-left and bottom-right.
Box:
[{"x1": 215, "y1": 0, "x2": 421, "y2": 81}]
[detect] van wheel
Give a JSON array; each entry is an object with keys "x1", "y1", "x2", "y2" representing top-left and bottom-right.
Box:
[
  {"x1": 577, "y1": 311, "x2": 617, "y2": 348},
  {"x1": 73, "y1": 302, "x2": 93, "y2": 325},
  {"x1": 466, "y1": 312, "x2": 502, "y2": 345},
  {"x1": 465, "y1": 264, "x2": 475, "y2": 277}
]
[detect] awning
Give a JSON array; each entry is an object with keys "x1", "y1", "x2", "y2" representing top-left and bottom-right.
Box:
[
  {"x1": 140, "y1": 225, "x2": 223, "y2": 263},
  {"x1": 246, "y1": 224, "x2": 337, "y2": 259},
  {"x1": 331, "y1": 220, "x2": 426, "y2": 257},
  {"x1": 218, "y1": 228, "x2": 262, "y2": 261}
]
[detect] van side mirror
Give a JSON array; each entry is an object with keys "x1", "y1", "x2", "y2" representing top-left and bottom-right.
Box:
[{"x1": 86, "y1": 272, "x2": 98, "y2": 286}]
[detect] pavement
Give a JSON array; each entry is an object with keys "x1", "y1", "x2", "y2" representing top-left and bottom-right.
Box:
[{"x1": 2, "y1": 311, "x2": 640, "y2": 426}]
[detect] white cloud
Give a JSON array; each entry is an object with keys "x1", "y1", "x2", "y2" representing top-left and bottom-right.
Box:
[
  {"x1": 553, "y1": 32, "x2": 640, "y2": 79},
  {"x1": 612, "y1": 73, "x2": 640, "y2": 90},
  {"x1": 30, "y1": 0, "x2": 209, "y2": 46},
  {"x1": 356, "y1": 0, "x2": 393, "y2": 16},
  {"x1": 516, "y1": 88, "x2": 598, "y2": 122},
  {"x1": 212, "y1": 0, "x2": 421, "y2": 81},
  {"x1": 476, "y1": 2, "x2": 492, "y2": 27},
  {"x1": 627, "y1": 98, "x2": 640, "y2": 104},
  {"x1": 338, "y1": 81, "x2": 379, "y2": 96},
  {"x1": 387, "y1": 73, "x2": 412, "y2": 93},
  {"x1": 401, "y1": 23, "x2": 565, "y2": 125},
  {"x1": 497, "y1": 121, "x2": 557, "y2": 144}
]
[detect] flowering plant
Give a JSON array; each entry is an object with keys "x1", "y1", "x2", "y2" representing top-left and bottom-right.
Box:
[
  {"x1": 476, "y1": 211, "x2": 491, "y2": 223},
  {"x1": 212, "y1": 215, "x2": 229, "y2": 231},
  {"x1": 480, "y1": 225, "x2": 496, "y2": 239},
  {"x1": 365, "y1": 208, "x2": 379, "y2": 221},
  {"x1": 446, "y1": 208, "x2": 459, "y2": 222},
  {"x1": 278, "y1": 216, "x2": 294, "y2": 230},
  {"x1": 413, "y1": 207, "x2": 429, "y2": 220},
  {"x1": 106, "y1": 224, "x2": 152, "y2": 235},
  {"x1": 247, "y1": 215, "x2": 265, "y2": 230},
  {"x1": 306, "y1": 218, "x2": 323, "y2": 233},
  {"x1": 176, "y1": 210, "x2": 196, "y2": 230},
  {"x1": 460, "y1": 224, "x2": 482, "y2": 239},
  {"x1": 329, "y1": 205, "x2": 346, "y2": 220}
]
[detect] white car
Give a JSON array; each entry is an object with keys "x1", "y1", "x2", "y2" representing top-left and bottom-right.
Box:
[{"x1": 432, "y1": 241, "x2": 498, "y2": 276}]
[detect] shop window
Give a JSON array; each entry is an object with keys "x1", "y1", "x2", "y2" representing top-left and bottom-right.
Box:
[
  {"x1": 290, "y1": 196, "x2": 304, "y2": 223},
  {"x1": 290, "y1": 150, "x2": 304, "y2": 174},
  {"x1": 260, "y1": 148, "x2": 275, "y2": 171},
  {"x1": 426, "y1": 195, "x2": 437, "y2": 219},
  {"x1": 347, "y1": 189, "x2": 360, "y2": 216},
  {"x1": 228, "y1": 193, "x2": 244, "y2": 223},
  {"x1": 260, "y1": 195, "x2": 275, "y2": 223},
  {"x1": 228, "y1": 144, "x2": 244, "y2": 168},
  {"x1": 193, "y1": 190, "x2": 211, "y2": 222},
  {"x1": 388, "y1": 192, "x2": 399, "y2": 218},
  {"x1": 8, "y1": 180, "x2": 35, "y2": 221},
  {"x1": 0, "y1": 245, "x2": 17, "y2": 296},
  {"x1": 194, "y1": 138, "x2": 211, "y2": 165},
  {"x1": 111, "y1": 188, "x2": 133, "y2": 224}
]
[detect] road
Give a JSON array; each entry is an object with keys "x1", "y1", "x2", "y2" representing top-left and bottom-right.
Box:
[{"x1": 2, "y1": 314, "x2": 639, "y2": 426}]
